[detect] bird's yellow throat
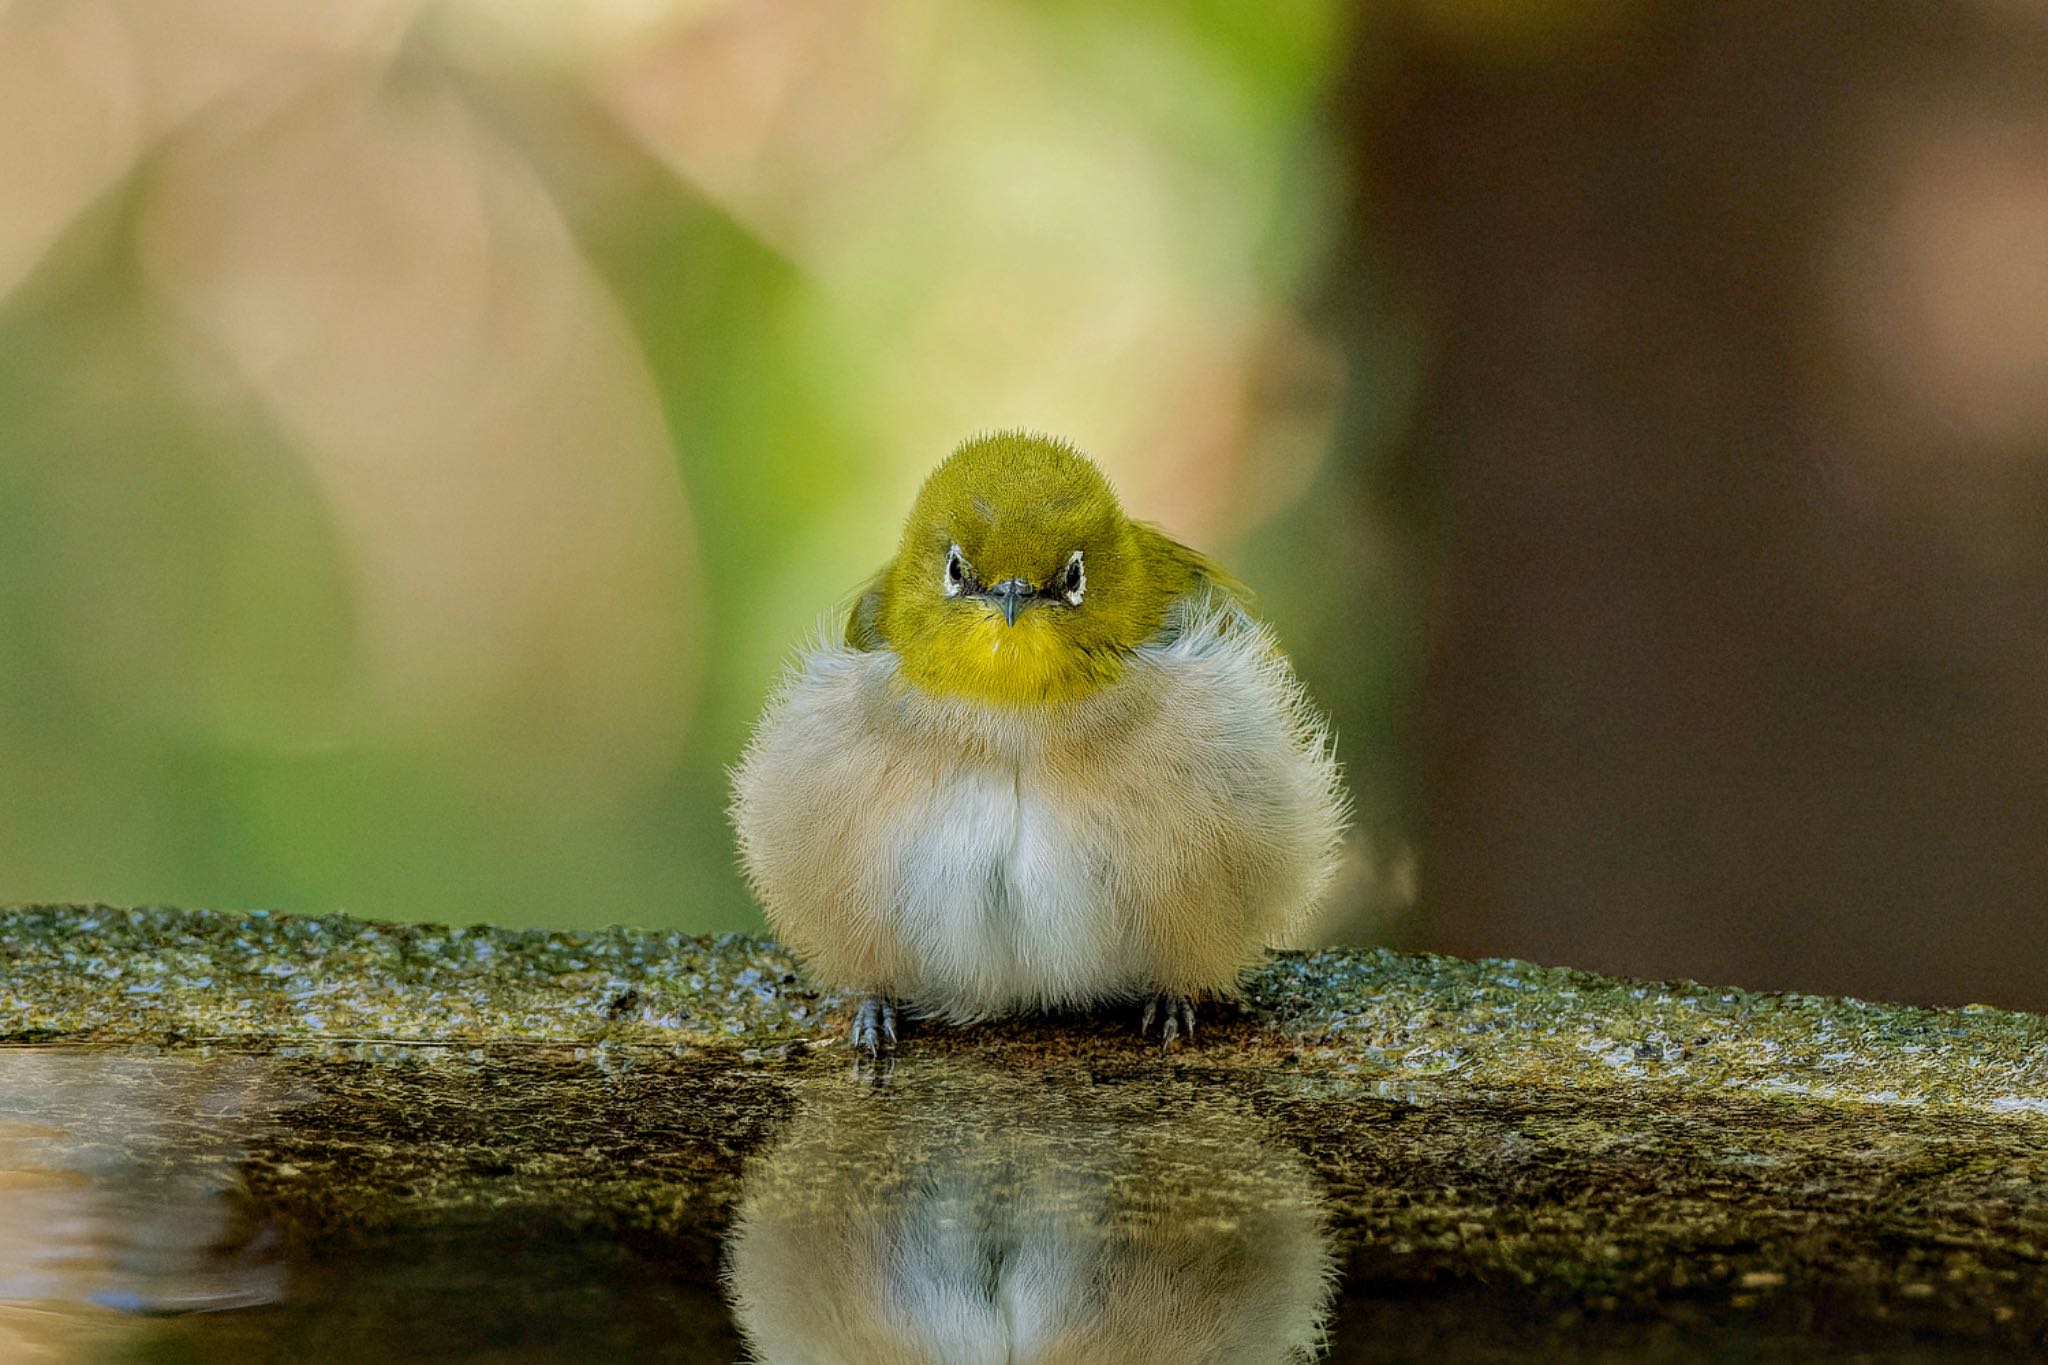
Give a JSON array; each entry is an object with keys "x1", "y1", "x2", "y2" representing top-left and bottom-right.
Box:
[{"x1": 895, "y1": 607, "x2": 1125, "y2": 706}]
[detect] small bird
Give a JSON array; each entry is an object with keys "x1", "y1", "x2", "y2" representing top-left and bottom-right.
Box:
[{"x1": 732, "y1": 432, "x2": 1346, "y2": 1050}]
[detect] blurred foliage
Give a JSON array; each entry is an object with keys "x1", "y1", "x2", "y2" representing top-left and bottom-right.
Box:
[{"x1": 0, "y1": 0, "x2": 1416, "y2": 938}]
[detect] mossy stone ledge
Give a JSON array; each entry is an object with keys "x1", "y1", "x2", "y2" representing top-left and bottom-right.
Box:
[{"x1": 5, "y1": 902, "x2": 2048, "y2": 1359}]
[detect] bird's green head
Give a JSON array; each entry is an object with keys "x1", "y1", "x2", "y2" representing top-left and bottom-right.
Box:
[{"x1": 875, "y1": 432, "x2": 1196, "y2": 705}]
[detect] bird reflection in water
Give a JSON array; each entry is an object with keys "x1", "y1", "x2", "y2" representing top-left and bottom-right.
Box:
[{"x1": 725, "y1": 1060, "x2": 1335, "y2": 1364}]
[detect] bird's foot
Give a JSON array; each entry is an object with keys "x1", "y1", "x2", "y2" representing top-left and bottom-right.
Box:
[
  {"x1": 1140, "y1": 992, "x2": 1197, "y2": 1050},
  {"x1": 849, "y1": 995, "x2": 899, "y2": 1055}
]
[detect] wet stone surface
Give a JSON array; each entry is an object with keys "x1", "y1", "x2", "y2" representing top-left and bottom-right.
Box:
[{"x1": 4, "y1": 903, "x2": 2048, "y2": 1361}]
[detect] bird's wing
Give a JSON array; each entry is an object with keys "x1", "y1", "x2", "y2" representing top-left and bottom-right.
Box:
[
  {"x1": 842, "y1": 569, "x2": 890, "y2": 651},
  {"x1": 1132, "y1": 521, "x2": 1255, "y2": 609}
]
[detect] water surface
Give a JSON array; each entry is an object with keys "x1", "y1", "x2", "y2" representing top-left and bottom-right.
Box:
[{"x1": 0, "y1": 1042, "x2": 2035, "y2": 1362}]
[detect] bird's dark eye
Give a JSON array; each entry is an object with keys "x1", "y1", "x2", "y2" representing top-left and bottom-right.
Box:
[
  {"x1": 1057, "y1": 550, "x2": 1085, "y2": 606},
  {"x1": 944, "y1": 544, "x2": 968, "y2": 597}
]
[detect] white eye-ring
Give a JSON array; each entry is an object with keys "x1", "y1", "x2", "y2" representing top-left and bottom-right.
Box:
[
  {"x1": 1059, "y1": 549, "x2": 1085, "y2": 606},
  {"x1": 944, "y1": 544, "x2": 967, "y2": 597}
]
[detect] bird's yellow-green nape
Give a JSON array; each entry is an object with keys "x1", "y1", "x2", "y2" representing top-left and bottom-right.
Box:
[{"x1": 855, "y1": 432, "x2": 1214, "y2": 705}]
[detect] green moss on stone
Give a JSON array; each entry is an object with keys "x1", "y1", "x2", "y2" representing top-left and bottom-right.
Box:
[{"x1": 7, "y1": 905, "x2": 2046, "y2": 1116}]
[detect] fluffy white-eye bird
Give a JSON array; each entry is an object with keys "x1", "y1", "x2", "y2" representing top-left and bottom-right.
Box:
[{"x1": 731, "y1": 432, "x2": 1347, "y2": 1049}]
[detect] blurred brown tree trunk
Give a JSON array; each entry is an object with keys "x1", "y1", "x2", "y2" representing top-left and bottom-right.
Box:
[{"x1": 1347, "y1": 0, "x2": 2048, "y2": 1007}]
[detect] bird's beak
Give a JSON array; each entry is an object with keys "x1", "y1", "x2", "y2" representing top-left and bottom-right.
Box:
[{"x1": 988, "y1": 578, "x2": 1033, "y2": 627}]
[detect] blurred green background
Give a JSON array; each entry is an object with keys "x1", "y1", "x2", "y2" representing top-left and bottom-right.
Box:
[
  {"x1": 10, "y1": 0, "x2": 2048, "y2": 1009},
  {"x1": 0, "y1": 0, "x2": 1414, "y2": 944}
]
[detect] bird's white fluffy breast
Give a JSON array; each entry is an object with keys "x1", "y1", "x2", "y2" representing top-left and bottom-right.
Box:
[{"x1": 731, "y1": 598, "x2": 1346, "y2": 1019}]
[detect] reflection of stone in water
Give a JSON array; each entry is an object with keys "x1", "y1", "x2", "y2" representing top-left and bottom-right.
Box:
[
  {"x1": 0, "y1": 1051, "x2": 284, "y2": 1360},
  {"x1": 726, "y1": 1063, "x2": 1334, "y2": 1364}
]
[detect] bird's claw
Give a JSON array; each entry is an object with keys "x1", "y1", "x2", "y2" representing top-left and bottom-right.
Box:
[
  {"x1": 850, "y1": 995, "x2": 898, "y2": 1055},
  {"x1": 1140, "y1": 992, "x2": 1197, "y2": 1051}
]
